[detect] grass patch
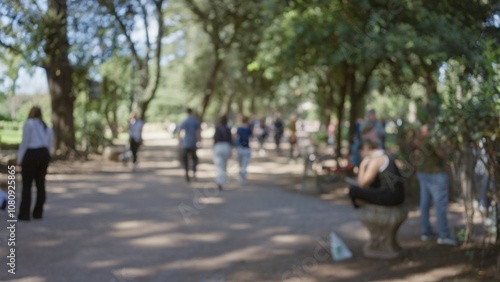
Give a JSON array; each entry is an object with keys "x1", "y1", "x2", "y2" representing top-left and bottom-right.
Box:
[{"x1": 0, "y1": 129, "x2": 22, "y2": 145}]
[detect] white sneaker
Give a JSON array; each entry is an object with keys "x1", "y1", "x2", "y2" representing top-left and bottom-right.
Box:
[
  {"x1": 131, "y1": 163, "x2": 137, "y2": 172},
  {"x1": 421, "y1": 234, "x2": 435, "y2": 241},
  {"x1": 437, "y1": 237, "x2": 458, "y2": 246}
]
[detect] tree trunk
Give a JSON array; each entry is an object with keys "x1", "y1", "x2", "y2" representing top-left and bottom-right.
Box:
[
  {"x1": 459, "y1": 169, "x2": 473, "y2": 242},
  {"x1": 348, "y1": 63, "x2": 378, "y2": 151},
  {"x1": 104, "y1": 99, "x2": 118, "y2": 139},
  {"x1": 44, "y1": 0, "x2": 75, "y2": 156},
  {"x1": 459, "y1": 146, "x2": 475, "y2": 243},
  {"x1": 347, "y1": 69, "x2": 359, "y2": 152},
  {"x1": 220, "y1": 90, "x2": 234, "y2": 117},
  {"x1": 250, "y1": 96, "x2": 256, "y2": 116},
  {"x1": 423, "y1": 68, "x2": 439, "y2": 117},
  {"x1": 334, "y1": 66, "x2": 352, "y2": 156},
  {"x1": 334, "y1": 103, "x2": 345, "y2": 156},
  {"x1": 236, "y1": 97, "x2": 244, "y2": 116},
  {"x1": 348, "y1": 96, "x2": 361, "y2": 152},
  {"x1": 199, "y1": 57, "x2": 223, "y2": 121},
  {"x1": 322, "y1": 93, "x2": 333, "y2": 129},
  {"x1": 111, "y1": 101, "x2": 118, "y2": 139}
]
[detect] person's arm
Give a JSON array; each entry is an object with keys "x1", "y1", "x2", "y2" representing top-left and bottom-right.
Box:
[
  {"x1": 48, "y1": 128, "x2": 54, "y2": 156},
  {"x1": 139, "y1": 120, "x2": 144, "y2": 144},
  {"x1": 435, "y1": 147, "x2": 447, "y2": 159},
  {"x1": 229, "y1": 127, "x2": 234, "y2": 144},
  {"x1": 357, "y1": 156, "x2": 383, "y2": 188},
  {"x1": 16, "y1": 121, "x2": 31, "y2": 165},
  {"x1": 213, "y1": 125, "x2": 220, "y2": 142},
  {"x1": 196, "y1": 122, "x2": 202, "y2": 142},
  {"x1": 435, "y1": 136, "x2": 450, "y2": 159},
  {"x1": 234, "y1": 127, "x2": 241, "y2": 145},
  {"x1": 177, "y1": 121, "x2": 185, "y2": 140}
]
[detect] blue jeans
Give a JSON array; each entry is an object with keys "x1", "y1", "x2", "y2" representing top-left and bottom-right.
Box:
[
  {"x1": 237, "y1": 147, "x2": 251, "y2": 180},
  {"x1": 418, "y1": 172, "x2": 452, "y2": 238},
  {"x1": 476, "y1": 171, "x2": 493, "y2": 209},
  {"x1": 213, "y1": 143, "x2": 232, "y2": 185}
]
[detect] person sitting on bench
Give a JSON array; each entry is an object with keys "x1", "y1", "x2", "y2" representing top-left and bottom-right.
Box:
[{"x1": 348, "y1": 138, "x2": 404, "y2": 208}]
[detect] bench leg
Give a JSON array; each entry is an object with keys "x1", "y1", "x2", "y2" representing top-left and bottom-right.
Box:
[{"x1": 362, "y1": 217, "x2": 406, "y2": 259}]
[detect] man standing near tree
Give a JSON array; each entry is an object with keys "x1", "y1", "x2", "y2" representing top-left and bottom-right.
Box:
[
  {"x1": 416, "y1": 124, "x2": 458, "y2": 246},
  {"x1": 178, "y1": 108, "x2": 201, "y2": 183},
  {"x1": 362, "y1": 109, "x2": 385, "y2": 149}
]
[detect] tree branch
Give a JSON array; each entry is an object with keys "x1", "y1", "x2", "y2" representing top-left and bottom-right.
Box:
[
  {"x1": 357, "y1": 59, "x2": 381, "y2": 96},
  {"x1": 184, "y1": 0, "x2": 214, "y2": 42},
  {"x1": 103, "y1": 1, "x2": 142, "y2": 69},
  {"x1": 184, "y1": 0, "x2": 208, "y2": 21},
  {"x1": 0, "y1": 38, "x2": 41, "y2": 67},
  {"x1": 140, "y1": 0, "x2": 151, "y2": 65},
  {"x1": 0, "y1": 39, "x2": 20, "y2": 55},
  {"x1": 140, "y1": 0, "x2": 165, "y2": 116},
  {"x1": 31, "y1": 0, "x2": 43, "y2": 14}
]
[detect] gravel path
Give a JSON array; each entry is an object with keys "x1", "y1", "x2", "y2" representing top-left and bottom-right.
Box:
[{"x1": 0, "y1": 133, "x2": 471, "y2": 282}]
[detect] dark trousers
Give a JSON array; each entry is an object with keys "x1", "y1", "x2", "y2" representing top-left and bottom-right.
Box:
[
  {"x1": 130, "y1": 138, "x2": 141, "y2": 164},
  {"x1": 182, "y1": 148, "x2": 198, "y2": 174},
  {"x1": 19, "y1": 148, "x2": 50, "y2": 220},
  {"x1": 289, "y1": 141, "x2": 297, "y2": 159},
  {"x1": 349, "y1": 185, "x2": 404, "y2": 208},
  {"x1": 274, "y1": 132, "x2": 283, "y2": 152}
]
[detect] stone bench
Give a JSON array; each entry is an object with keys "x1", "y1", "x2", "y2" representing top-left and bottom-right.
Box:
[{"x1": 357, "y1": 204, "x2": 408, "y2": 259}]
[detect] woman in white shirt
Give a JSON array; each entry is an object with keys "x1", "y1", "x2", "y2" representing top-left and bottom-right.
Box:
[
  {"x1": 17, "y1": 106, "x2": 53, "y2": 221},
  {"x1": 129, "y1": 112, "x2": 144, "y2": 171}
]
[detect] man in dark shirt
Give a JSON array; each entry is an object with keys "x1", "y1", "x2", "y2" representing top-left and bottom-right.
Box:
[
  {"x1": 237, "y1": 116, "x2": 252, "y2": 184},
  {"x1": 274, "y1": 117, "x2": 284, "y2": 153},
  {"x1": 178, "y1": 108, "x2": 201, "y2": 182}
]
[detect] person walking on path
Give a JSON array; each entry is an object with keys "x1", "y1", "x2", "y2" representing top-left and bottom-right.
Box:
[
  {"x1": 179, "y1": 108, "x2": 201, "y2": 182},
  {"x1": 273, "y1": 117, "x2": 284, "y2": 153},
  {"x1": 416, "y1": 124, "x2": 458, "y2": 246},
  {"x1": 213, "y1": 115, "x2": 232, "y2": 190},
  {"x1": 236, "y1": 116, "x2": 252, "y2": 185},
  {"x1": 129, "y1": 112, "x2": 144, "y2": 172},
  {"x1": 362, "y1": 109, "x2": 385, "y2": 149},
  {"x1": 288, "y1": 116, "x2": 298, "y2": 160},
  {"x1": 17, "y1": 106, "x2": 53, "y2": 221},
  {"x1": 349, "y1": 118, "x2": 364, "y2": 168},
  {"x1": 256, "y1": 117, "x2": 269, "y2": 156}
]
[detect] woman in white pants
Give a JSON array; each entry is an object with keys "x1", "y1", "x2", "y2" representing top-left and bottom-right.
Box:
[{"x1": 213, "y1": 116, "x2": 232, "y2": 190}]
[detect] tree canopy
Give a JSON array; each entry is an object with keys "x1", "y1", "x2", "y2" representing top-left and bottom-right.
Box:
[{"x1": 0, "y1": 0, "x2": 498, "y2": 157}]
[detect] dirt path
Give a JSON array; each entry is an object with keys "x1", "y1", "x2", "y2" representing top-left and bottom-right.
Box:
[{"x1": 0, "y1": 133, "x2": 497, "y2": 282}]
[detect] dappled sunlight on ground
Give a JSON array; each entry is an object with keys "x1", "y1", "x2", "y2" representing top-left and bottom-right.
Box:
[
  {"x1": 270, "y1": 234, "x2": 314, "y2": 245},
  {"x1": 1, "y1": 135, "x2": 496, "y2": 282}
]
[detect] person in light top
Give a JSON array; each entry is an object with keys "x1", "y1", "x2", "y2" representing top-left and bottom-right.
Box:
[
  {"x1": 129, "y1": 112, "x2": 144, "y2": 172},
  {"x1": 213, "y1": 115, "x2": 232, "y2": 190},
  {"x1": 16, "y1": 106, "x2": 53, "y2": 221}
]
